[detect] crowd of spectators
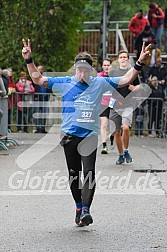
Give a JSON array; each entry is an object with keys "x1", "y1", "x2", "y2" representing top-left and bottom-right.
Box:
[
  {"x1": 0, "y1": 2, "x2": 167, "y2": 142},
  {"x1": 0, "y1": 66, "x2": 52, "y2": 138},
  {"x1": 129, "y1": 3, "x2": 166, "y2": 52},
  {"x1": 127, "y1": 2, "x2": 167, "y2": 137}
]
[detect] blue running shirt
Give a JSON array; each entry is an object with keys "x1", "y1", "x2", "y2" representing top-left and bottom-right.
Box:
[{"x1": 48, "y1": 76, "x2": 120, "y2": 137}]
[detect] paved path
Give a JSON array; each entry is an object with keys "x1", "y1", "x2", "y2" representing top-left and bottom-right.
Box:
[{"x1": 0, "y1": 133, "x2": 167, "y2": 252}]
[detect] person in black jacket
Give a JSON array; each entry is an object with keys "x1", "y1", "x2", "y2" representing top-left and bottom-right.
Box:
[{"x1": 134, "y1": 25, "x2": 155, "y2": 59}]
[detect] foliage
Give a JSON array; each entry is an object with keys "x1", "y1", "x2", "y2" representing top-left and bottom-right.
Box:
[
  {"x1": 84, "y1": 0, "x2": 167, "y2": 22},
  {"x1": 83, "y1": 0, "x2": 167, "y2": 32},
  {"x1": 0, "y1": 0, "x2": 166, "y2": 78},
  {"x1": 0, "y1": 0, "x2": 88, "y2": 77}
]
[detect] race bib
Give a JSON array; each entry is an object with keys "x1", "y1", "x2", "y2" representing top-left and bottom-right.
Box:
[
  {"x1": 109, "y1": 98, "x2": 116, "y2": 108},
  {"x1": 75, "y1": 105, "x2": 96, "y2": 123}
]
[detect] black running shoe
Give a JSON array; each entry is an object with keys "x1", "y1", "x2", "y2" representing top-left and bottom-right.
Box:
[
  {"x1": 75, "y1": 208, "x2": 82, "y2": 225},
  {"x1": 78, "y1": 210, "x2": 93, "y2": 227}
]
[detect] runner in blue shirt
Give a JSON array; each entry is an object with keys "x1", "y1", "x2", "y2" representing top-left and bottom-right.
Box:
[{"x1": 22, "y1": 39, "x2": 150, "y2": 227}]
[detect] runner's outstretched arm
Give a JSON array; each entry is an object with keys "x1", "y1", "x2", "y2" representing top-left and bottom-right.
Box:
[
  {"x1": 22, "y1": 39, "x2": 48, "y2": 86},
  {"x1": 118, "y1": 43, "x2": 150, "y2": 87}
]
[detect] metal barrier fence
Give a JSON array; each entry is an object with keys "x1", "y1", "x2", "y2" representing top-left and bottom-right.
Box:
[
  {"x1": 132, "y1": 97, "x2": 167, "y2": 138},
  {"x1": 78, "y1": 21, "x2": 166, "y2": 57},
  {"x1": 8, "y1": 92, "x2": 62, "y2": 133},
  {"x1": 78, "y1": 21, "x2": 134, "y2": 57},
  {"x1": 7, "y1": 93, "x2": 167, "y2": 138}
]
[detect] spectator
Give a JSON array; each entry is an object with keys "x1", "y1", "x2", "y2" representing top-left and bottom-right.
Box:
[
  {"x1": 147, "y1": 75, "x2": 164, "y2": 137},
  {"x1": 7, "y1": 68, "x2": 16, "y2": 132},
  {"x1": 97, "y1": 58, "x2": 114, "y2": 154},
  {"x1": 1, "y1": 69, "x2": 10, "y2": 136},
  {"x1": 147, "y1": 57, "x2": 167, "y2": 97},
  {"x1": 164, "y1": 7, "x2": 167, "y2": 54},
  {"x1": 0, "y1": 73, "x2": 7, "y2": 96},
  {"x1": 34, "y1": 65, "x2": 51, "y2": 133},
  {"x1": 16, "y1": 71, "x2": 35, "y2": 133},
  {"x1": 134, "y1": 25, "x2": 155, "y2": 60},
  {"x1": 128, "y1": 9, "x2": 149, "y2": 38},
  {"x1": 0, "y1": 75, "x2": 7, "y2": 139},
  {"x1": 134, "y1": 104, "x2": 145, "y2": 137},
  {"x1": 1, "y1": 69, "x2": 10, "y2": 92},
  {"x1": 142, "y1": 39, "x2": 161, "y2": 81},
  {"x1": 144, "y1": 40, "x2": 161, "y2": 67},
  {"x1": 147, "y1": 2, "x2": 164, "y2": 49}
]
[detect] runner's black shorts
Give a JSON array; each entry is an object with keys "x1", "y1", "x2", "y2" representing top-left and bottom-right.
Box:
[{"x1": 100, "y1": 106, "x2": 110, "y2": 118}]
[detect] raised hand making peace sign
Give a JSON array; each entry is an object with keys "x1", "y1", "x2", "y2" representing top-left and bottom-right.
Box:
[{"x1": 22, "y1": 39, "x2": 32, "y2": 60}]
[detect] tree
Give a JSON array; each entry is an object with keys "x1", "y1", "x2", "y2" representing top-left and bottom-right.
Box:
[
  {"x1": 84, "y1": 0, "x2": 166, "y2": 23},
  {"x1": 0, "y1": 0, "x2": 88, "y2": 76},
  {"x1": 1, "y1": 0, "x2": 166, "y2": 76}
]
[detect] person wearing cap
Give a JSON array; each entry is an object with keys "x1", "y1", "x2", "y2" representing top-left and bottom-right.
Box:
[
  {"x1": 21, "y1": 39, "x2": 150, "y2": 227},
  {"x1": 128, "y1": 9, "x2": 150, "y2": 38},
  {"x1": 134, "y1": 24, "x2": 155, "y2": 60}
]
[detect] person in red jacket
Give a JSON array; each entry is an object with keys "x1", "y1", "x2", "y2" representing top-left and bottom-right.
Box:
[
  {"x1": 147, "y1": 2, "x2": 164, "y2": 49},
  {"x1": 128, "y1": 9, "x2": 149, "y2": 38}
]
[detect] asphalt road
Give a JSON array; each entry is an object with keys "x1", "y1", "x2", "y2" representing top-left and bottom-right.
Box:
[{"x1": 0, "y1": 132, "x2": 167, "y2": 252}]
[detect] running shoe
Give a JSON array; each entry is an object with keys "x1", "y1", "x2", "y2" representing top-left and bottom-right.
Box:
[
  {"x1": 78, "y1": 210, "x2": 93, "y2": 227},
  {"x1": 124, "y1": 151, "x2": 132, "y2": 163},
  {"x1": 116, "y1": 155, "x2": 125, "y2": 165},
  {"x1": 75, "y1": 208, "x2": 82, "y2": 226},
  {"x1": 101, "y1": 146, "x2": 108, "y2": 154}
]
